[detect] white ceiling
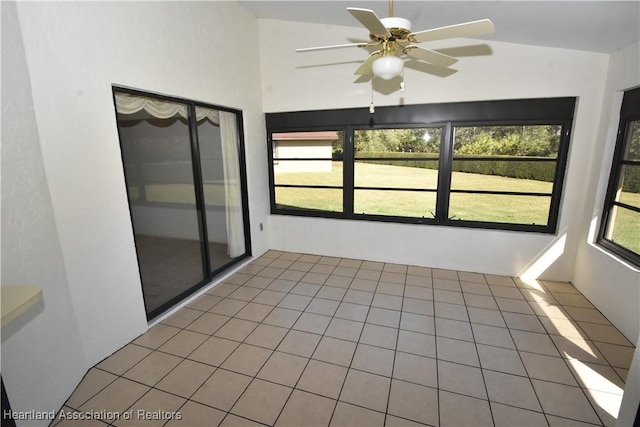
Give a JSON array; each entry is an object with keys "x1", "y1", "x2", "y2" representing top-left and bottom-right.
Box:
[{"x1": 239, "y1": 0, "x2": 640, "y2": 53}]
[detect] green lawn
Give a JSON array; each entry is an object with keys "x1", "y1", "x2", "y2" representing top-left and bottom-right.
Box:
[
  {"x1": 275, "y1": 162, "x2": 554, "y2": 224},
  {"x1": 276, "y1": 162, "x2": 640, "y2": 243},
  {"x1": 607, "y1": 207, "x2": 640, "y2": 254}
]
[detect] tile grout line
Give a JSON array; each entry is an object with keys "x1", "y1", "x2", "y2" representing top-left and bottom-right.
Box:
[
  {"x1": 430, "y1": 271, "x2": 442, "y2": 427},
  {"x1": 317, "y1": 257, "x2": 371, "y2": 427},
  {"x1": 381, "y1": 263, "x2": 407, "y2": 426},
  {"x1": 269, "y1": 252, "x2": 342, "y2": 427},
  {"x1": 459, "y1": 270, "x2": 497, "y2": 427},
  {"x1": 492, "y1": 276, "x2": 553, "y2": 426}
]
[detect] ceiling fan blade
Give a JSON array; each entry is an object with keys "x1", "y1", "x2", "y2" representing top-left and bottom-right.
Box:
[
  {"x1": 295, "y1": 42, "x2": 372, "y2": 52},
  {"x1": 347, "y1": 7, "x2": 390, "y2": 38},
  {"x1": 404, "y1": 46, "x2": 459, "y2": 68},
  {"x1": 410, "y1": 19, "x2": 495, "y2": 43},
  {"x1": 354, "y1": 51, "x2": 382, "y2": 75}
]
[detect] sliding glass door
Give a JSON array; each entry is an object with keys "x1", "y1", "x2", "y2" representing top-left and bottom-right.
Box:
[{"x1": 113, "y1": 88, "x2": 250, "y2": 319}]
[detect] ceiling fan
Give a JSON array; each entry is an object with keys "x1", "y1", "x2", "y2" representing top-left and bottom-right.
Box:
[{"x1": 295, "y1": 0, "x2": 495, "y2": 82}]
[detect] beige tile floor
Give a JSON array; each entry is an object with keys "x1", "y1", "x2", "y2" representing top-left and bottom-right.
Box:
[{"x1": 52, "y1": 251, "x2": 635, "y2": 427}]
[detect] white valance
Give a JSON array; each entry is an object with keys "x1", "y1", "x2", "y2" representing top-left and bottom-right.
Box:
[{"x1": 115, "y1": 93, "x2": 219, "y2": 124}]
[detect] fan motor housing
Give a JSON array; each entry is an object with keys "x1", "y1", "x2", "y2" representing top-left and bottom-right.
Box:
[{"x1": 378, "y1": 16, "x2": 412, "y2": 40}]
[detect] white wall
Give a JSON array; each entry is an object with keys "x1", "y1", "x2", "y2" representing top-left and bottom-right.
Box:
[
  {"x1": 571, "y1": 41, "x2": 640, "y2": 343},
  {"x1": 131, "y1": 205, "x2": 229, "y2": 243},
  {"x1": 568, "y1": 41, "x2": 640, "y2": 425},
  {"x1": 1, "y1": 1, "x2": 87, "y2": 418},
  {"x1": 3, "y1": 1, "x2": 267, "y2": 424},
  {"x1": 260, "y1": 19, "x2": 610, "y2": 281}
]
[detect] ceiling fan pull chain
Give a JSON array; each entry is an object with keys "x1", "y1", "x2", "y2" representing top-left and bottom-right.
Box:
[
  {"x1": 369, "y1": 78, "x2": 375, "y2": 114},
  {"x1": 400, "y1": 69, "x2": 405, "y2": 91}
]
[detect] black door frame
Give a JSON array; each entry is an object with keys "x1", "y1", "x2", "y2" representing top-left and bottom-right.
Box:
[{"x1": 112, "y1": 86, "x2": 252, "y2": 320}]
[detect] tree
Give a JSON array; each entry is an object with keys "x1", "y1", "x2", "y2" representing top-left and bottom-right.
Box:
[
  {"x1": 355, "y1": 128, "x2": 440, "y2": 153},
  {"x1": 454, "y1": 125, "x2": 560, "y2": 157}
]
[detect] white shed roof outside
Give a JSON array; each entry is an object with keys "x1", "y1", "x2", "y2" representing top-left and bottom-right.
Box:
[{"x1": 273, "y1": 131, "x2": 339, "y2": 140}]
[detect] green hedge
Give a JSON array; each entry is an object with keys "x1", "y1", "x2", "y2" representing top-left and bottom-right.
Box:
[
  {"x1": 354, "y1": 152, "x2": 640, "y2": 191},
  {"x1": 356, "y1": 152, "x2": 557, "y2": 182},
  {"x1": 453, "y1": 158, "x2": 557, "y2": 182},
  {"x1": 355, "y1": 153, "x2": 439, "y2": 173},
  {"x1": 622, "y1": 168, "x2": 640, "y2": 193}
]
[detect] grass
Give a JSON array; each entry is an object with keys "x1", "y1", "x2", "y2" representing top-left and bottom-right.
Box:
[
  {"x1": 607, "y1": 207, "x2": 640, "y2": 254},
  {"x1": 275, "y1": 162, "x2": 554, "y2": 224}
]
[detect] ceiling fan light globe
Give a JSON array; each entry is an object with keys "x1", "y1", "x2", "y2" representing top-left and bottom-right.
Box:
[{"x1": 372, "y1": 56, "x2": 404, "y2": 80}]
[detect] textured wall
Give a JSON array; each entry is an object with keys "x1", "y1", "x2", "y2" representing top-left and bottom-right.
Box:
[
  {"x1": 1, "y1": 1, "x2": 87, "y2": 419},
  {"x1": 572, "y1": 40, "x2": 640, "y2": 350}
]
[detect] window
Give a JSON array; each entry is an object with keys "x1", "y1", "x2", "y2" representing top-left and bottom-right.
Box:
[
  {"x1": 353, "y1": 127, "x2": 442, "y2": 218},
  {"x1": 449, "y1": 125, "x2": 561, "y2": 225},
  {"x1": 599, "y1": 87, "x2": 640, "y2": 265},
  {"x1": 267, "y1": 98, "x2": 574, "y2": 233},
  {"x1": 272, "y1": 130, "x2": 344, "y2": 213}
]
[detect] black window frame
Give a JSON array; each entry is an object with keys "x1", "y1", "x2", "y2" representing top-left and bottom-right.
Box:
[
  {"x1": 598, "y1": 87, "x2": 640, "y2": 266},
  {"x1": 267, "y1": 97, "x2": 575, "y2": 234}
]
